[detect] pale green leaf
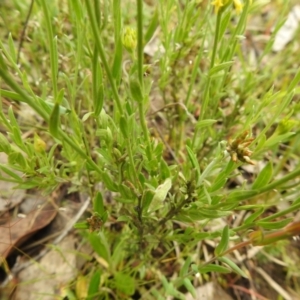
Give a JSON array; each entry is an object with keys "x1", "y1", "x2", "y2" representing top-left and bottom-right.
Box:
[
  {"x1": 219, "y1": 257, "x2": 248, "y2": 278},
  {"x1": 215, "y1": 225, "x2": 229, "y2": 256},
  {"x1": 148, "y1": 178, "x2": 172, "y2": 212},
  {"x1": 252, "y1": 161, "x2": 273, "y2": 189}
]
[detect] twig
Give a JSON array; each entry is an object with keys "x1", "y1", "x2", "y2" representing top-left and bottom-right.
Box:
[
  {"x1": 229, "y1": 284, "x2": 269, "y2": 300},
  {"x1": 256, "y1": 267, "x2": 292, "y2": 300}
]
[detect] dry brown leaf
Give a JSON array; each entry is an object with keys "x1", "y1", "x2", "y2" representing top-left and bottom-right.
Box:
[{"x1": 0, "y1": 199, "x2": 58, "y2": 259}]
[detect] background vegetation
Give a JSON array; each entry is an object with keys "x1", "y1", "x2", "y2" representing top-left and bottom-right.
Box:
[{"x1": 0, "y1": 0, "x2": 300, "y2": 299}]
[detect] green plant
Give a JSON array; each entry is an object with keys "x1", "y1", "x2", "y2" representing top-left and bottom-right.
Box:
[{"x1": 0, "y1": 0, "x2": 300, "y2": 298}]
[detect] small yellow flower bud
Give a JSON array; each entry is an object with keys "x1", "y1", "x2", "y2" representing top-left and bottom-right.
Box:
[
  {"x1": 122, "y1": 27, "x2": 137, "y2": 53},
  {"x1": 34, "y1": 133, "x2": 46, "y2": 153}
]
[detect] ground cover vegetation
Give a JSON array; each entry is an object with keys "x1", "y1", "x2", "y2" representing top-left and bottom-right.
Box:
[{"x1": 0, "y1": 0, "x2": 300, "y2": 299}]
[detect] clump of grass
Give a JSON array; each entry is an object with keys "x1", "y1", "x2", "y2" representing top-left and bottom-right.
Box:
[{"x1": 0, "y1": 0, "x2": 300, "y2": 298}]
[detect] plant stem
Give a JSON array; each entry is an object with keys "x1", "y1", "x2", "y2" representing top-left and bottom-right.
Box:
[
  {"x1": 136, "y1": 0, "x2": 144, "y2": 88},
  {"x1": 126, "y1": 139, "x2": 139, "y2": 186},
  {"x1": 85, "y1": 0, "x2": 123, "y2": 114},
  {"x1": 136, "y1": 0, "x2": 153, "y2": 160},
  {"x1": 192, "y1": 11, "x2": 222, "y2": 148},
  {"x1": 40, "y1": 0, "x2": 58, "y2": 101},
  {"x1": 210, "y1": 11, "x2": 222, "y2": 70},
  {"x1": 138, "y1": 101, "x2": 152, "y2": 160},
  {"x1": 0, "y1": 67, "x2": 48, "y2": 121}
]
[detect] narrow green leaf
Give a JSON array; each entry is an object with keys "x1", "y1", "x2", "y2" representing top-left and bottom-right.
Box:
[
  {"x1": 0, "y1": 164, "x2": 22, "y2": 181},
  {"x1": 93, "y1": 192, "x2": 105, "y2": 216},
  {"x1": 252, "y1": 161, "x2": 273, "y2": 189},
  {"x1": 218, "y1": 10, "x2": 231, "y2": 41},
  {"x1": 257, "y1": 218, "x2": 292, "y2": 230},
  {"x1": 8, "y1": 151, "x2": 27, "y2": 169},
  {"x1": 8, "y1": 33, "x2": 16, "y2": 63},
  {"x1": 209, "y1": 61, "x2": 234, "y2": 75},
  {"x1": 130, "y1": 78, "x2": 143, "y2": 102},
  {"x1": 94, "y1": 85, "x2": 104, "y2": 116},
  {"x1": 161, "y1": 275, "x2": 172, "y2": 294},
  {"x1": 70, "y1": 0, "x2": 83, "y2": 20},
  {"x1": 0, "y1": 133, "x2": 11, "y2": 153},
  {"x1": 45, "y1": 100, "x2": 70, "y2": 115},
  {"x1": 198, "y1": 158, "x2": 218, "y2": 185},
  {"x1": 144, "y1": 9, "x2": 159, "y2": 44},
  {"x1": 102, "y1": 172, "x2": 118, "y2": 192},
  {"x1": 160, "y1": 159, "x2": 171, "y2": 179},
  {"x1": 141, "y1": 189, "x2": 155, "y2": 212},
  {"x1": 119, "y1": 116, "x2": 128, "y2": 138},
  {"x1": 101, "y1": 211, "x2": 108, "y2": 223},
  {"x1": 180, "y1": 256, "x2": 191, "y2": 277},
  {"x1": 150, "y1": 289, "x2": 165, "y2": 300},
  {"x1": 52, "y1": 36, "x2": 58, "y2": 92},
  {"x1": 203, "y1": 185, "x2": 212, "y2": 205},
  {"x1": 186, "y1": 145, "x2": 200, "y2": 181},
  {"x1": 195, "y1": 119, "x2": 217, "y2": 129},
  {"x1": 264, "y1": 132, "x2": 295, "y2": 149},
  {"x1": 198, "y1": 264, "x2": 231, "y2": 274},
  {"x1": 56, "y1": 88, "x2": 65, "y2": 104},
  {"x1": 87, "y1": 270, "x2": 101, "y2": 299},
  {"x1": 11, "y1": 126, "x2": 24, "y2": 149},
  {"x1": 88, "y1": 232, "x2": 110, "y2": 264},
  {"x1": 227, "y1": 190, "x2": 258, "y2": 202},
  {"x1": 198, "y1": 208, "x2": 230, "y2": 219},
  {"x1": 8, "y1": 106, "x2": 19, "y2": 128},
  {"x1": 183, "y1": 278, "x2": 196, "y2": 299},
  {"x1": 288, "y1": 69, "x2": 300, "y2": 92},
  {"x1": 0, "y1": 49, "x2": 8, "y2": 71},
  {"x1": 74, "y1": 222, "x2": 89, "y2": 229},
  {"x1": 186, "y1": 146, "x2": 198, "y2": 169},
  {"x1": 191, "y1": 264, "x2": 198, "y2": 274},
  {"x1": 244, "y1": 207, "x2": 265, "y2": 225},
  {"x1": 215, "y1": 225, "x2": 229, "y2": 255},
  {"x1": 218, "y1": 257, "x2": 248, "y2": 278},
  {"x1": 92, "y1": 45, "x2": 104, "y2": 117},
  {"x1": 210, "y1": 176, "x2": 226, "y2": 192},
  {"x1": 112, "y1": 37, "x2": 123, "y2": 81},
  {"x1": 294, "y1": 198, "x2": 300, "y2": 205},
  {"x1": 49, "y1": 102, "x2": 61, "y2": 138},
  {"x1": 113, "y1": 0, "x2": 121, "y2": 40},
  {"x1": 255, "y1": 133, "x2": 266, "y2": 152}
]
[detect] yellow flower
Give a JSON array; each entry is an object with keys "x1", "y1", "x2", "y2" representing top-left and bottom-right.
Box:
[
  {"x1": 233, "y1": 0, "x2": 243, "y2": 13},
  {"x1": 211, "y1": 0, "x2": 224, "y2": 14},
  {"x1": 211, "y1": 0, "x2": 233, "y2": 14}
]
